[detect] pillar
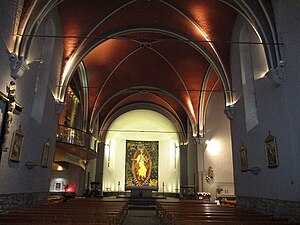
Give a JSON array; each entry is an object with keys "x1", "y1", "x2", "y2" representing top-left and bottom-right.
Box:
[
  {"x1": 180, "y1": 144, "x2": 188, "y2": 186},
  {"x1": 194, "y1": 136, "x2": 205, "y2": 192},
  {"x1": 95, "y1": 141, "x2": 105, "y2": 195}
]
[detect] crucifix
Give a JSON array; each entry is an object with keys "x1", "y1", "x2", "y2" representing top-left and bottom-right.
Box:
[{"x1": 0, "y1": 81, "x2": 23, "y2": 162}]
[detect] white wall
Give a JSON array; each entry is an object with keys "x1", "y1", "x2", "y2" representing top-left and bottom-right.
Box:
[
  {"x1": 0, "y1": 3, "x2": 63, "y2": 194},
  {"x1": 102, "y1": 109, "x2": 180, "y2": 192},
  {"x1": 272, "y1": 1, "x2": 300, "y2": 200},
  {"x1": 202, "y1": 92, "x2": 234, "y2": 200},
  {"x1": 230, "y1": 9, "x2": 300, "y2": 202}
]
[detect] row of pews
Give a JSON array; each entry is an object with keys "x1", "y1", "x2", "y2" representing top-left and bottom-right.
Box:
[
  {"x1": 156, "y1": 199, "x2": 292, "y2": 225},
  {"x1": 0, "y1": 197, "x2": 295, "y2": 225},
  {"x1": 0, "y1": 198, "x2": 128, "y2": 225}
]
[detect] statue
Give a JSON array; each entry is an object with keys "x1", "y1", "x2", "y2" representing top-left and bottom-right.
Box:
[{"x1": 1, "y1": 81, "x2": 17, "y2": 152}]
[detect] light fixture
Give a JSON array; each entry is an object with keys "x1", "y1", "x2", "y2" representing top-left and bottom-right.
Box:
[
  {"x1": 174, "y1": 143, "x2": 179, "y2": 169},
  {"x1": 105, "y1": 141, "x2": 111, "y2": 167},
  {"x1": 25, "y1": 161, "x2": 39, "y2": 169},
  {"x1": 247, "y1": 167, "x2": 261, "y2": 175},
  {"x1": 27, "y1": 59, "x2": 44, "y2": 64},
  {"x1": 57, "y1": 166, "x2": 63, "y2": 171},
  {"x1": 206, "y1": 139, "x2": 220, "y2": 155}
]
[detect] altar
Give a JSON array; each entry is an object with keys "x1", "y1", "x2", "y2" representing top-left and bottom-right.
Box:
[{"x1": 125, "y1": 186, "x2": 158, "y2": 198}]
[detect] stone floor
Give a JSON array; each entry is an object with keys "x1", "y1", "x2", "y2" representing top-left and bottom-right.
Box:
[{"x1": 124, "y1": 210, "x2": 161, "y2": 225}]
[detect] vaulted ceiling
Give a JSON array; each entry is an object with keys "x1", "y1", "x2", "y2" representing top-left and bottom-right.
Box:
[{"x1": 18, "y1": 0, "x2": 278, "y2": 140}]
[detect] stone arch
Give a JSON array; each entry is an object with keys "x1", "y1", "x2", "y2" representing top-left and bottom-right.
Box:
[
  {"x1": 98, "y1": 103, "x2": 186, "y2": 145},
  {"x1": 101, "y1": 108, "x2": 181, "y2": 192}
]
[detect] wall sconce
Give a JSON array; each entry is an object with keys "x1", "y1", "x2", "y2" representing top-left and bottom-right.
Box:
[
  {"x1": 25, "y1": 161, "x2": 39, "y2": 169},
  {"x1": 205, "y1": 140, "x2": 220, "y2": 155},
  {"x1": 27, "y1": 59, "x2": 44, "y2": 64},
  {"x1": 247, "y1": 167, "x2": 261, "y2": 175},
  {"x1": 174, "y1": 144, "x2": 179, "y2": 169},
  {"x1": 105, "y1": 143, "x2": 111, "y2": 167}
]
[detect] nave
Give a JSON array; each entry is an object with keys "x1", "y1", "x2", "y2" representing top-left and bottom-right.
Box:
[{"x1": 0, "y1": 198, "x2": 296, "y2": 225}]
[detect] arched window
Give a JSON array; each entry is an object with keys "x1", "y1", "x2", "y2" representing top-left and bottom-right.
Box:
[
  {"x1": 231, "y1": 15, "x2": 268, "y2": 133},
  {"x1": 31, "y1": 19, "x2": 55, "y2": 124},
  {"x1": 239, "y1": 25, "x2": 259, "y2": 132}
]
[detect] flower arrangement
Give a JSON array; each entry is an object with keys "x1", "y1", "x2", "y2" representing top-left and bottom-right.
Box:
[
  {"x1": 216, "y1": 187, "x2": 223, "y2": 194},
  {"x1": 197, "y1": 192, "x2": 211, "y2": 200},
  {"x1": 205, "y1": 175, "x2": 213, "y2": 182},
  {"x1": 199, "y1": 192, "x2": 211, "y2": 197}
]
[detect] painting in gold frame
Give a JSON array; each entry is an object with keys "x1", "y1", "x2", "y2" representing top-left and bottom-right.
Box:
[
  {"x1": 265, "y1": 132, "x2": 279, "y2": 168},
  {"x1": 9, "y1": 126, "x2": 24, "y2": 162},
  {"x1": 41, "y1": 140, "x2": 51, "y2": 168},
  {"x1": 239, "y1": 143, "x2": 248, "y2": 172}
]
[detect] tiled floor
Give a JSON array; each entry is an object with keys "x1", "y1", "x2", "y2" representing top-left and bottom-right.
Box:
[{"x1": 124, "y1": 210, "x2": 161, "y2": 225}]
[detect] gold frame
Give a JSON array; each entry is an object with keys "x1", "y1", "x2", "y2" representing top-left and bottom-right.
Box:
[
  {"x1": 0, "y1": 99, "x2": 5, "y2": 138},
  {"x1": 9, "y1": 127, "x2": 24, "y2": 162},
  {"x1": 265, "y1": 132, "x2": 279, "y2": 168},
  {"x1": 41, "y1": 140, "x2": 51, "y2": 168},
  {"x1": 239, "y1": 143, "x2": 248, "y2": 172}
]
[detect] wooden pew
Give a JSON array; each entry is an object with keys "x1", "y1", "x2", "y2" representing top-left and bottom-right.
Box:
[
  {"x1": 0, "y1": 198, "x2": 128, "y2": 225},
  {"x1": 156, "y1": 200, "x2": 290, "y2": 225}
]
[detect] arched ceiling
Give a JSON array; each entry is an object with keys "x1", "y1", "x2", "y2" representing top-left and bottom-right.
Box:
[
  {"x1": 18, "y1": 0, "x2": 278, "y2": 139},
  {"x1": 59, "y1": 0, "x2": 236, "y2": 137}
]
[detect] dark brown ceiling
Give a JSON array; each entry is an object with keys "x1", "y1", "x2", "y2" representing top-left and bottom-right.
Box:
[{"x1": 22, "y1": 0, "x2": 240, "y2": 138}]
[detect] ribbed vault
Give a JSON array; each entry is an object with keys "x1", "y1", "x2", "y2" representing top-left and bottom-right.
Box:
[{"x1": 16, "y1": 0, "x2": 281, "y2": 138}]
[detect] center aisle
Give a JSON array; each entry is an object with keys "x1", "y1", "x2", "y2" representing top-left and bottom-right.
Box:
[{"x1": 124, "y1": 210, "x2": 160, "y2": 225}]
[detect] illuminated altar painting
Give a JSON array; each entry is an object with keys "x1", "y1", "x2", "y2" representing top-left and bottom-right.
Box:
[{"x1": 125, "y1": 140, "x2": 158, "y2": 186}]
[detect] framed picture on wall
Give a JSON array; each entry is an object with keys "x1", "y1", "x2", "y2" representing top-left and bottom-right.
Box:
[
  {"x1": 55, "y1": 182, "x2": 62, "y2": 191},
  {"x1": 239, "y1": 143, "x2": 248, "y2": 172},
  {"x1": 0, "y1": 99, "x2": 6, "y2": 138},
  {"x1": 265, "y1": 131, "x2": 279, "y2": 168},
  {"x1": 41, "y1": 139, "x2": 51, "y2": 168},
  {"x1": 9, "y1": 126, "x2": 24, "y2": 162}
]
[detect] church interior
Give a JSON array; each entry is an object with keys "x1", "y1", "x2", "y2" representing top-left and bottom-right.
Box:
[{"x1": 0, "y1": 0, "x2": 299, "y2": 224}]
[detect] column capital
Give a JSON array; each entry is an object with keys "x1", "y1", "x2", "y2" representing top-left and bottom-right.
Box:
[
  {"x1": 179, "y1": 144, "x2": 187, "y2": 151},
  {"x1": 9, "y1": 53, "x2": 29, "y2": 79},
  {"x1": 265, "y1": 66, "x2": 284, "y2": 86},
  {"x1": 193, "y1": 136, "x2": 205, "y2": 145},
  {"x1": 224, "y1": 105, "x2": 235, "y2": 120}
]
